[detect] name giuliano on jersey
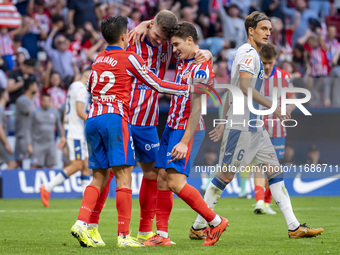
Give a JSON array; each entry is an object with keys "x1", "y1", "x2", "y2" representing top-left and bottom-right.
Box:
[
  {"x1": 127, "y1": 37, "x2": 174, "y2": 126},
  {"x1": 87, "y1": 46, "x2": 188, "y2": 122},
  {"x1": 227, "y1": 43, "x2": 265, "y2": 132},
  {"x1": 167, "y1": 58, "x2": 214, "y2": 131},
  {"x1": 64, "y1": 81, "x2": 89, "y2": 139},
  {"x1": 262, "y1": 66, "x2": 294, "y2": 138}
]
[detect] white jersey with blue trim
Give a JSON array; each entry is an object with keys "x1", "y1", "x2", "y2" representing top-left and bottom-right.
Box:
[
  {"x1": 64, "y1": 81, "x2": 90, "y2": 139},
  {"x1": 226, "y1": 43, "x2": 265, "y2": 132}
]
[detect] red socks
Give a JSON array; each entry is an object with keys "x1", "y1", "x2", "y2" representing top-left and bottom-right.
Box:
[
  {"x1": 116, "y1": 188, "x2": 132, "y2": 236},
  {"x1": 139, "y1": 177, "x2": 157, "y2": 233},
  {"x1": 89, "y1": 171, "x2": 115, "y2": 224},
  {"x1": 77, "y1": 185, "x2": 100, "y2": 222},
  {"x1": 254, "y1": 185, "x2": 264, "y2": 201},
  {"x1": 264, "y1": 188, "x2": 273, "y2": 204},
  {"x1": 156, "y1": 190, "x2": 173, "y2": 233},
  {"x1": 178, "y1": 183, "x2": 216, "y2": 223}
]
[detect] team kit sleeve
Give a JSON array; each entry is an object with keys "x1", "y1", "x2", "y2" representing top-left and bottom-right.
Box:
[
  {"x1": 126, "y1": 53, "x2": 190, "y2": 96},
  {"x1": 238, "y1": 50, "x2": 256, "y2": 76},
  {"x1": 192, "y1": 63, "x2": 215, "y2": 86},
  {"x1": 76, "y1": 85, "x2": 88, "y2": 104},
  {"x1": 284, "y1": 73, "x2": 295, "y2": 98}
]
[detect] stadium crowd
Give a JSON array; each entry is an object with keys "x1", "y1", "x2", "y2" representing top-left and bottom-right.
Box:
[{"x1": 0, "y1": 0, "x2": 338, "y2": 169}]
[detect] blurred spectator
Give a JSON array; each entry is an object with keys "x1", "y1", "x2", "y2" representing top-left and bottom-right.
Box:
[
  {"x1": 0, "y1": 27, "x2": 15, "y2": 70},
  {"x1": 281, "y1": 60, "x2": 302, "y2": 79},
  {"x1": 128, "y1": 8, "x2": 142, "y2": 30},
  {"x1": 12, "y1": 35, "x2": 30, "y2": 60},
  {"x1": 181, "y1": 6, "x2": 204, "y2": 42},
  {"x1": 67, "y1": 0, "x2": 98, "y2": 33},
  {"x1": 324, "y1": 45, "x2": 340, "y2": 107},
  {"x1": 15, "y1": 0, "x2": 30, "y2": 16},
  {"x1": 230, "y1": 0, "x2": 253, "y2": 18},
  {"x1": 42, "y1": 23, "x2": 77, "y2": 87},
  {"x1": 27, "y1": 93, "x2": 62, "y2": 168},
  {"x1": 217, "y1": 1, "x2": 247, "y2": 48},
  {"x1": 0, "y1": 88, "x2": 16, "y2": 169},
  {"x1": 15, "y1": 77, "x2": 38, "y2": 167},
  {"x1": 261, "y1": 0, "x2": 285, "y2": 22},
  {"x1": 7, "y1": 58, "x2": 36, "y2": 105},
  {"x1": 286, "y1": 0, "x2": 318, "y2": 46},
  {"x1": 306, "y1": 144, "x2": 324, "y2": 164},
  {"x1": 269, "y1": 17, "x2": 293, "y2": 63},
  {"x1": 292, "y1": 43, "x2": 308, "y2": 76},
  {"x1": 322, "y1": 25, "x2": 340, "y2": 70},
  {"x1": 42, "y1": 62, "x2": 66, "y2": 111},
  {"x1": 281, "y1": 143, "x2": 296, "y2": 166},
  {"x1": 309, "y1": 0, "x2": 330, "y2": 20},
  {"x1": 27, "y1": 0, "x2": 51, "y2": 35}
]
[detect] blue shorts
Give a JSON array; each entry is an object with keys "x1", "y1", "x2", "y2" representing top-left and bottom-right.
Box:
[
  {"x1": 86, "y1": 114, "x2": 135, "y2": 169},
  {"x1": 155, "y1": 125, "x2": 205, "y2": 176},
  {"x1": 131, "y1": 125, "x2": 159, "y2": 163},
  {"x1": 270, "y1": 137, "x2": 286, "y2": 159}
]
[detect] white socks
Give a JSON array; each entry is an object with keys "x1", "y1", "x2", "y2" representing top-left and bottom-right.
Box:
[
  {"x1": 156, "y1": 231, "x2": 169, "y2": 238},
  {"x1": 45, "y1": 171, "x2": 67, "y2": 192},
  {"x1": 193, "y1": 182, "x2": 223, "y2": 229},
  {"x1": 269, "y1": 181, "x2": 300, "y2": 230}
]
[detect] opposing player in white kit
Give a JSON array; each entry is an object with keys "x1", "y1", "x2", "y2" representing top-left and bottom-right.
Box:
[
  {"x1": 40, "y1": 68, "x2": 92, "y2": 208},
  {"x1": 190, "y1": 11, "x2": 324, "y2": 240}
]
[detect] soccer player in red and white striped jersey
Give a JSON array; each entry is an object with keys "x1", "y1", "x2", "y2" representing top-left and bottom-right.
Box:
[
  {"x1": 70, "y1": 16, "x2": 194, "y2": 248},
  {"x1": 253, "y1": 43, "x2": 296, "y2": 215},
  {"x1": 142, "y1": 22, "x2": 228, "y2": 247}
]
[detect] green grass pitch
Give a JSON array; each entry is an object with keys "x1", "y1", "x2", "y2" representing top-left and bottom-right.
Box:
[{"x1": 0, "y1": 197, "x2": 339, "y2": 255}]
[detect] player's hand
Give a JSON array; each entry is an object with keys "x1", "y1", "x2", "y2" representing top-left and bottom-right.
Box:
[
  {"x1": 171, "y1": 142, "x2": 188, "y2": 161},
  {"x1": 5, "y1": 143, "x2": 12, "y2": 154},
  {"x1": 209, "y1": 123, "x2": 225, "y2": 142},
  {"x1": 274, "y1": 106, "x2": 290, "y2": 121},
  {"x1": 57, "y1": 137, "x2": 66, "y2": 150},
  {"x1": 128, "y1": 20, "x2": 151, "y2": 45},
  {"x1": 190, "y1": 84, "x2": 210, "y2": 94},
  {"x1": 27, "y1": 144, "x2": 33, "y2": 155},
  {"x1": 193, "y1": 49, "x2": 212, "y2": 64}
]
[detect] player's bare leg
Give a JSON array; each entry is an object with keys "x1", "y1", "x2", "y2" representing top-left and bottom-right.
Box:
[
  {"x1": 265, "y1": 164, "x2": 323, "y2": 238},
  {"x1": 40, "y1": 159, "x2": 84, "y2": 207},
  {"x1": 138, "y1": 162, "x2": 158, "y2": 241},
  {"x1": 254, "y1": 169, "x2": 266, "y2": 214}
]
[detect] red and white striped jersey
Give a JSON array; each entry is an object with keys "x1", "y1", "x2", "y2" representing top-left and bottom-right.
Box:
[
  {"x1": 262, "y1": 66, "x2": 294, "y2": 138},
  {"x1": 87, "y1": 46, "x2": 189, "y2": 122},
  {"x1": 127, "y1": 37, "x2": 175, "y2": 126},
  {"x1": 0, "y1": 33, "x2": 13, "y2": 56},
  {"x1": 167, "y1": 58, "x2": 214, "y2": 131}
]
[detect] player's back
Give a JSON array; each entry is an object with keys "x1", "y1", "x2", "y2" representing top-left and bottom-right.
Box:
[
  {"x1": 127, "y1": 38, "x2": 173, "y2": 126},
  {"x1": 227, "y1": 43, "x2": 265, "y2": 132},
  {"x1": 64, "y1": 81, "x2": 89, "y2": 139},
  {"x1": 88, "y1": 46, "x2": 137, "y2": 121}
]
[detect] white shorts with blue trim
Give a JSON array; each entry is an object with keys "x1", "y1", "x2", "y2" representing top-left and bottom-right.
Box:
[
  {"x1": 67, "y1": 138, "x2": 88, "y2": 161},
  {"x1": 219, "y1": 129, "x2": 279, "y2": 172}
]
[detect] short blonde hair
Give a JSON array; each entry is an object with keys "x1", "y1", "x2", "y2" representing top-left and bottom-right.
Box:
[{"x1": 154, "y1": 10, "x2": 178, "y2": 39}]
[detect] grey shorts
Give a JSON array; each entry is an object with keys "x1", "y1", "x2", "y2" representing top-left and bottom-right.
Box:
[
  {"x1": 15, "y1": 137, "x2": 28, "y2": 161},
  {"x1": 0, "y1": 142, "x2": 13, "y2": 164},
  {"x1": 31, "y1": 143, "x2": 56, "y2": 167}
]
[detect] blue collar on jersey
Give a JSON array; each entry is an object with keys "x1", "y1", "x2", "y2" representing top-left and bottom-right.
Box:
[
  {"x1": 106, "y1": 46, "x2": 123, "y2": 51},
  {"x1": 266, "y1": 66, "x2": 276, "y2": 79},
  {"x1": 184, "y1": 57, "x2": 195, "y2": 62},
  {"x1": 144, "y1": 36, "x2": 159, "y2": 48}
]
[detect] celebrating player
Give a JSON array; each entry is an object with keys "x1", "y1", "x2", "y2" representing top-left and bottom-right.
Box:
[
  {"x1": 70, "y1": 16, "x2": 199, "y2": 248},
  {"x1": 39, "y1": 68, "x2": 92, "y2": 208},
  {"x1": 253, "y1": 43, "x2": 296, "y2": 214},
  {"x1": 142, "y1": 22, "x2": 228, "y2": 247},
  {"x1": 86, "y1": 10, "x2": 213, "y2": 245},
  {"x1": 191, "y1": 11, "x2": 323, "y2": 239}
]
